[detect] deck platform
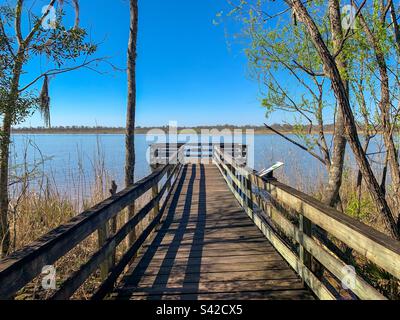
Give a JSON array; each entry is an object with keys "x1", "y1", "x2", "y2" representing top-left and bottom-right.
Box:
[
  {"x1": 112, "y1": 164, "x2": 314, "y2": 300},
  {"x1": 2, "y1": 144, "x2": 397, "y2": 300}
]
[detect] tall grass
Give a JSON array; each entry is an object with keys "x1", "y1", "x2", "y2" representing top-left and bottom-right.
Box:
[
  {"x1": 6, "y1": 137, "x2": 399, "y2": 299},
  {"x1": 9, "y1": 137, "x2": 114, "y2": 250},
  {"x1": 7, "y1": 136, "x2": 153, "y2": 299},
  {"x1": 259, "y1": 144, "x2": 399, "y2": 298}
]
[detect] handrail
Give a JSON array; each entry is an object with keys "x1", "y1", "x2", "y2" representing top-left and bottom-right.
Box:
[
  {"x1": 0, "y1": 147, "x2": 184, "y2": 300},
  {"x1": 150, "y1": 143, "x2": 247, "y2": 165},
  {"x1": 213, "y1": 146, "x2": 400, "y2": 300}
]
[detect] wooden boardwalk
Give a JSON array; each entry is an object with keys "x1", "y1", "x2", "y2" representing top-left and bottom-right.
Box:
[
  {"x1": 112, "y1": 164, "x2": 314, "y2": 300},
  {"x1": 2, "y1": 144, "x2": 398, "y2": 300}
]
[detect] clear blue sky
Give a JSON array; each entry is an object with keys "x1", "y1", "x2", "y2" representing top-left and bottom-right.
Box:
[{"x1": 18, "y1": 0, "x2": 288, "y2": 128}]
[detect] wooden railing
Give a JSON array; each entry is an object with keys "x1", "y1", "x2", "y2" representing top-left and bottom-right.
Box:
[
  {"x1": 2, "y1": 142, "x2": 398, "y2": 300},
  {"x1": 150, "y1": 143, "x2": 247, "y2": 165},
  {"x1": 213, "y1": 146, "x2": 400, "y2": 300},
  {"x1": 0, "y1": 147, "x2": 185, "y2": 300}
]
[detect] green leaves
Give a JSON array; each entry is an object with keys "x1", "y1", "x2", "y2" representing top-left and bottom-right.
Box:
[
  {"x1": 31, "y1": 26, "x2": 97, "y2": 67},
  {"x1": 0, "y1": 2, "x2": 98, "y2": 127}
]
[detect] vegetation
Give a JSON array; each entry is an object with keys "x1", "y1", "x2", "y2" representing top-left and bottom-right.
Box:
[
  {"x1": 1, "y1": 0, "x2": 399, "y2": 300},
  {"x1": 227, "y1": 0, "x2": 400, "y2": 240},
  {"x1": 6, "y1": 139, "x2": 153, "y2": 299},
  {"x1": 12, "y1": 123, "x2": 386, "y2": 134},
  {"x1": 0, "y1": 0, "x2": 104, "y2": 257}
]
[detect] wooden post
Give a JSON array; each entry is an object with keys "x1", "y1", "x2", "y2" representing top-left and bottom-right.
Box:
[
  {"x1": 154, "y1": 146, "x2": 159, "y2": 165},
  {"x1": 219, "y1": 144, "x2": 228, "y2": 179},
  {"x1": 160, "y1": 165, "x2": 173, "y2": 226},
  {"x1": 166, "y1": 166, "x2": 172, "y2": 194},
  {"x1": 231, "y1": 164, "x2": 238, "y2": 193},
  {"x1": 97, "y1": 181, "x2": 118, "y2": 281},
  {"x1": 97, "y1": 224, "x2": 110, "y2": 281},
  {"x1": 166, "y1": 143, "x2": 170, "y2": 164},
  {"x1": 151, "y1": 165, "x2": 160, "y2": 222},
  {"x1": 238, "y1": 169, "x2": 243, "y2": 199},
  {"x1": 109, "y1": 181, "x2": 118, "y2": 268},
  {"x1": 245, "y1": 174, "x2": 253, "y2": 212},
  {"x1": 299, "y1": 212, "x2": 312, "y2": 285}
]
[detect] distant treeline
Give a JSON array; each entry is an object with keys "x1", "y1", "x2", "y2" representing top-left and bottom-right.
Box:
[{"x1": 11, "y1": 124, "x2": 343, "y2": 134}]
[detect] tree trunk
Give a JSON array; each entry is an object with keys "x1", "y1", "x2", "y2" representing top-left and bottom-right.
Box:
[
  {"x1": 390, "y1": 0, "x2": 400, "y2": 56},
  {"x1": 289, "y1": 0, "x2": 399, "y2": 239},
  {"x1": 321, "y1": 0, "x2": 347, "y2": 208},
  {"x1": 357, "y1": 9, "x2": 400, "y2": 210},
  {"x1": 0, "y1": 51, "x2": 24, "y2": 257},
  {"x1": 0, "y1": 114, "x2": 11, "y2": 258},
  {"x1": 125, "y1": 0, "x2": 138, "y2": 248},
  {"x1": 322, "y1": 104, "x2": 346, "y2": 208}
]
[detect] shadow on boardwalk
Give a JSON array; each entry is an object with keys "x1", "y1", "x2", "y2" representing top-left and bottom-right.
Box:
[{"x1": 114, "y1": 164, "x2": 313, "y2": 300}]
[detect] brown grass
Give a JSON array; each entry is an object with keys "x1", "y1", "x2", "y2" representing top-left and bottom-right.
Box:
[
  {"x1": 6, "y1": 140, "x2": 399, "y2": 299},
  {"x1": 7, "y1": 138, "x2": 158, "y2": 300}
]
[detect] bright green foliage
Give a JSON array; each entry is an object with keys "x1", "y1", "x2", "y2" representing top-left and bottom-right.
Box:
[
  {"x1": 0, "y1": 3, "x2": 97, "y2": 127},
  {"x1": 226, "y1": 0, "x2": 334, "y2": 158}
]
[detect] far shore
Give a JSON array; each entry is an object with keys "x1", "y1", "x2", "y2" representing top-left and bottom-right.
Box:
[{"x1": 11, "y1": 128, "x2": 340, "y2": 135}]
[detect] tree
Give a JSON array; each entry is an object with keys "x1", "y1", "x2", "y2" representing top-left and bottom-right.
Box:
[
  {"x1": 125, "y1": 0, "x2": 138, "y2": 248},
  {"x1": 229, "y1": 1, "x2": 347, "y2": 209},
  {"x1": 323, "y1": 0, "x2": 347, "y2": 209},
  {"x1": 352, "y1": 0, "x2": 400, "y2": 211},
  {"x1": 286, "y1": 0, "x2": 399, "y2": 239},
  {"x1": 0, "y1": 0, "x2": 100, "y2": 257},
  {"x1": 229, "y1": 0, "x2": 400, "y2": 239}
]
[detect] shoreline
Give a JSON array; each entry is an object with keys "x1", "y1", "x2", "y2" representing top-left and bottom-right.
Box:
[{"x1": 11, "y1": 129, "x2": 338, "y2": 135}]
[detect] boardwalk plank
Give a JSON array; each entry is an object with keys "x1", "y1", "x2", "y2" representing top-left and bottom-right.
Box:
[
  {"x1": 117, "y1": 279, "x2": 305, "y2": 295},
  {"x1": 124, "y1": 266, "x2": 299, "y2": 289},
  {"x1": 119, "y1": 290, "x2": 314, "y2": 300},
  {"x1": 113, "y1": 164, "x2": 313, "y2": 300}
]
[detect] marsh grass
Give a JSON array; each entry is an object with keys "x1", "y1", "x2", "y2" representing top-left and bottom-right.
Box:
[
  {"x1": 7, "y1": 137, "x2": 155, "y2": 300},
  {"x1": 7, "y1": 138, "x2": 399, "y2": 299},
  {"x1": 259, "y1": 146, "x2": 399, "y2": 298}
]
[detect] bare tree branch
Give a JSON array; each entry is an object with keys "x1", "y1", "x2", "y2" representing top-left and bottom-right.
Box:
[
  {"x1": 264, "y1": 123, "x2": 326, "y2": 164},
  {"x1": 332, "y1": 0, "x2": 367, "y2": 59},
  {"x1": 0, "y1": 18, "x2": 16, "y2": 59},
  {"x1": 18, "y1": 57, "x2": 110, "y2": 92},
  {"x1": 15, "y1": 0, "x2": 24, "y2": 46},
  {"x1": 72, "y1": 0, "x2": 80, "y2": 29},
  {"x1": 23, "y1": 0, "x2": 57, "y2": 47},
  {"x1": 292, "y1": 59, "x2": 325, "y2": 76}
]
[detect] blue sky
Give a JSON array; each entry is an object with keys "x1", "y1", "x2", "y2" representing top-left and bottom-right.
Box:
[{"x1": 16, "y1": 0, "x2": 286, "y2": 128}]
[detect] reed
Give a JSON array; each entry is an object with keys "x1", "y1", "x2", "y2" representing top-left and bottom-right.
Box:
[
  {"x1": 7, "y1": 137, "x2": 151, "y2": 299},
  {"x1": 6, "y1": 138, "x2": 399, "y2": 299}
]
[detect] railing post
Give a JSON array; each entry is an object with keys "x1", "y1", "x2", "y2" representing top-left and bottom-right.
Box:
[
  {"x1": 97, "y1": 225, "x2": 109, "y2": 281},
  {"x1": 198, "y1": 142, "x2": 201, "y2": 162},
  {"x1": 242, "y1": 145, "x2": 247, "y2": 166},
  {"x1": 244, "y1": 173, "x2": 253, "y2": 213},
  {"x1": 154, "y1": 146, "x2": 159, "y2": 165},
  {"x1": 299, "y1": 212, "x2": 312, "y2": 284},
  {"x1": 109, "y1": 181, "x2": 118, "y2": 268},
  {"x1": 231, "y1": 163, "x2": 237, "y2": 191},
  {"x1": 97, "y1": 181, "x2": 118, "y2": 281},
  {"x1": 221, "y1": 144, "x2": 228, "y2": 178},
  {"x1": 166, "y1": 166, "x2": 173, "y2": 194},
  {"x1": 151, "y1": 165, "x2": 160, "y2": 222}
]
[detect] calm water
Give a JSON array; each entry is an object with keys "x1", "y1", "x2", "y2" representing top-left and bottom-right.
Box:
[{"x1": 9, "y1": 133, "x2": 386, "y2": 198}]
